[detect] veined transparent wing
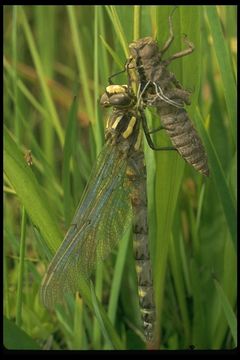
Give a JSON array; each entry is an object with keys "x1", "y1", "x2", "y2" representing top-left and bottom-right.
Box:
[{"x1": 40, "y1": 141, "x2": 133, "y2": 309}]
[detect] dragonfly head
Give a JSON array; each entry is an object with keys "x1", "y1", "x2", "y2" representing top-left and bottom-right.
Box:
[{"x1": 100, "y1": 85, "x2": 136, "y2": 109}]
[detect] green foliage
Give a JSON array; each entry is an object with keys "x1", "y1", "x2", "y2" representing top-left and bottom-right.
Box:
[
  {"x1": 4, "y1": 316, "x2": 41, "y2": 350},
  {"x1": 4, "y1": 5, "x2": 236, "y2": 350}
]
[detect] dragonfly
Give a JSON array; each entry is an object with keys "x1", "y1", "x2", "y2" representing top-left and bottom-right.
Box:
[{"x1": 40, "y1": 84, "x2": 156, "y2": 343}]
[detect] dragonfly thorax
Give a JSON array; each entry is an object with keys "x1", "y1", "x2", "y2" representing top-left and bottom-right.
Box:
[{"x1": 105, "y1": 109, "x2": 141, "y2": 152}]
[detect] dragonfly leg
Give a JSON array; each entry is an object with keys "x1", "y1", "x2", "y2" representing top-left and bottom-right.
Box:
[
  {"x1": 159, "y1": 6, "x2": 177, "y2": 56},
  {"x1": 126, "y1": 58, "x2": 145, "y2": 74},
  {"x1": 141, "y1": 109, "x2": 159, "y2": 150},
  {"x1": 147, "y1": 125, "x2": 165, "y2": 134},
  {"x1": 169, "y1": 72, "x2": 183, "y2": 89},
  {"x1": 108, "y1": 61, "x2": 127, "y2": 84},
  {"x1": 136, "y1": 80, "x2": 152, "y2": 108},
  {"x1": 126, "y1": 57, "x2": 134, "y2": 70},
  {"x1": 140, "y1": 109, "x2": 176, "y2": 151},
  {"x1": 153, "y1": 146, "x2": 177, "y2": 151},
  {"x1": 164, "y1": 34, "x2": 194, "y2": 65}
]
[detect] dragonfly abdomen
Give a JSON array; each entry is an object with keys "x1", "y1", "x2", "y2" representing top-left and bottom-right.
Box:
[
  {"x1": 134, "y1": 246, "x2": 156, "y2": 341},
  {"x1": 160, "y1": 108, "x2": 209, "y2": 176},
  {"x1": 127, "y1": 153, "x2": 156, "y2": 342}
]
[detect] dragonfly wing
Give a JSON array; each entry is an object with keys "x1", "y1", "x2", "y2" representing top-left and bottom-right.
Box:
[{"x1": 40, "y1": 142, "x2": 133, "y2": 309}]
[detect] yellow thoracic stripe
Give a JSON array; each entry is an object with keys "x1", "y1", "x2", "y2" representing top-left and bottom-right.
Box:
[
  {"x1": 111, "y1": 116, "x2": 122, "y2": 130},
  {"x1": 122, "y1": 116, "x2": 136, "y2": 139},
  {"x1": 106, "y1": 116, "x2": 111, "y2": 129}
]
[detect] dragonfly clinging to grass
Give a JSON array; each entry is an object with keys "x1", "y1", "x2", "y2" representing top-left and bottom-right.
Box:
[
  {"x1": 40, "y1": 9, "x2": 209, "y2": 345},
  {"x1": 40, "y1": 83, "x2": 157, "y2": 343}
]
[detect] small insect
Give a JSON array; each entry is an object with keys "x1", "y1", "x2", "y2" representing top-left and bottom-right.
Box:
[
  {"x1": 24, "y1": 149, "x2": 33, "y2": 166},
  {"x1": 41, "y1": 84, "x2": 156, "y2": 343},
  {"x1": 126, "y1": 11, "x2": 209, "y2": 177}
]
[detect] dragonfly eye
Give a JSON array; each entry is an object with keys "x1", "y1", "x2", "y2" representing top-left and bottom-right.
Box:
[
  {"x1": 100, "y1": 93, "x2": 112, "y2": 107},
  {"x1": 108, "y1": 93, "x2": 133, "y2": 108}
]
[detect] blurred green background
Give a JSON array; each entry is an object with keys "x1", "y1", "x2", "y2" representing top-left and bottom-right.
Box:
[{"x1": 3, "y1": 5, "x2": 236, "y2": 350}]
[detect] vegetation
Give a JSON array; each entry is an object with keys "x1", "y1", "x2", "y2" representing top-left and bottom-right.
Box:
[{"x1": 4, "y1": 5, "x2": 236, "y2": 350}]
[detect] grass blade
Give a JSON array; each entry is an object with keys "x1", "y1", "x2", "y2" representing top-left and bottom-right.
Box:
[
  {"x1": 16, "y1": 207, "x2": 27, "y2": 327},
  {"x1": 4, "y1": 126, "x2": 62, "y2": 253},
  {"x1": 4, "y1": 316, "x2": 40, "y2": 350},
  {"x1": 153, "y1": 6, "x2": 201, "y2": 345},
  {"x1": 72, "y1": 294, "x2": 86, "y2": 349},
  {"x1": 213, "y1": 279, "x2": 237, "y2": 347},
  {"x1": 62, "y1": 96, "x2": 78, "y2": 226},
  {"x1": 19, "y1": 7, "x2": 64, "y2": 146},
  {"x1": 90, "y1": 282, "x2": 124, "y2": 350},
  {"x1": 105, "y1": 6, "x2": 129, "y2": 57},
  {"x1": 67, "y1": 6, "x2": 94, "y2": 124},
  {"x1": 195, "y1": 108, "x2": 236, "y2": 250},
  {"x1": 108, "y1": 229, "x2": 131, "y2": 324},
  {"x1": 205, "y1": 6, "x2": 236, "y2": 142}
]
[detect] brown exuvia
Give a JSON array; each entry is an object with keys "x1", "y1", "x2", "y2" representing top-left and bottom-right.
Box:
[{"x1": 128, "y1": 16, "x2": 209, "y2": 177}]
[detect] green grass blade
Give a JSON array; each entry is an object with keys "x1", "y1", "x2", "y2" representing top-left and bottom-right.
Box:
[
  {"x1": 212, "y1": 236, "x2": 236, "y2": 347},
  {"x1": 67, "y1": 6, "x2": 94, "y2": 123},
  {"x1": 93, "y1": 263, "x2": 103, "y2": 349},
  {"x1": 169, "y1": 235, "x2": 190, "y2": 345},
  {"x1": 72, "y1": 294, "x2": 86, "y2": 349},
  {"x1": 105, "y1": 6, "x2": 129, "y2": 57},
  {"x1": 195, "y1": 108, "x2": 236, "y2": 250},
  {"x1": 99, "y1": 36, "x2": 123, "y2": 69},
  {"x1": 133, "y1": 6, "x2": 141, "y2": 40},
  {"x1": 4, "y1": 126, "x2": 62, "y2": 253},
  {"x1": 12, "y1": 6, "x2": 20, "y2": 140},
  {"x1": 62, "y1": 96, "x2": 78, "y2": 226},
  {"x1": 16, "y1": 207, "x2": 27, "y2": 327},
  {"x1": 68, "y1": 276, "x2": 125, "y2": 350},
  {"x1": 93, "y1": 7, "x2": 104, "y2": 155},
  {"x1": 205, "y1": 6, "x2": 236, "y2": 143},
  {"x1": 213, "y1": 279, "x2": 237, "y2": 347},
  {"x1": 19, "y1": 7, "x2": 64, "y2": 146},
  {"x1": 4, "y1": 316, "x2": 40, "y2": 350},
  {"x1": 4, "y1": 80, "x2": 63, "y2": 208},
  {"x1": 98, "y1": 6, "x2": 110, "y2": 85},
  {"x1": 90, "y1": 282, "x2": 114, "y2": 349},
  {"x1": 34, "y1": 6, "x2": 56, "y2": 169},
  {"x1": 4, "y1": 59, "x2": 49, "y2": 119},
  {"x1": 90, "y1": 282, "x2": 124, "y2": 350},
  {"x1": 153, "y1": 6, "x2": 201, "y2": 345},
  {"x1": 3, "y1": 229, "x2": 10, "y2": 318},
  {"x1": 108, "y1": 229, "x2": 131, "y2": 324},
  {"x1": 190, "y1": 259, "x2": 208, "y2": 348}
]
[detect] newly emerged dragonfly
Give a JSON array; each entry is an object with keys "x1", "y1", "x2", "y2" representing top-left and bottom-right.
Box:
[{"x1": 40, "y1": 84, "x2": 156, "y2": 342}]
